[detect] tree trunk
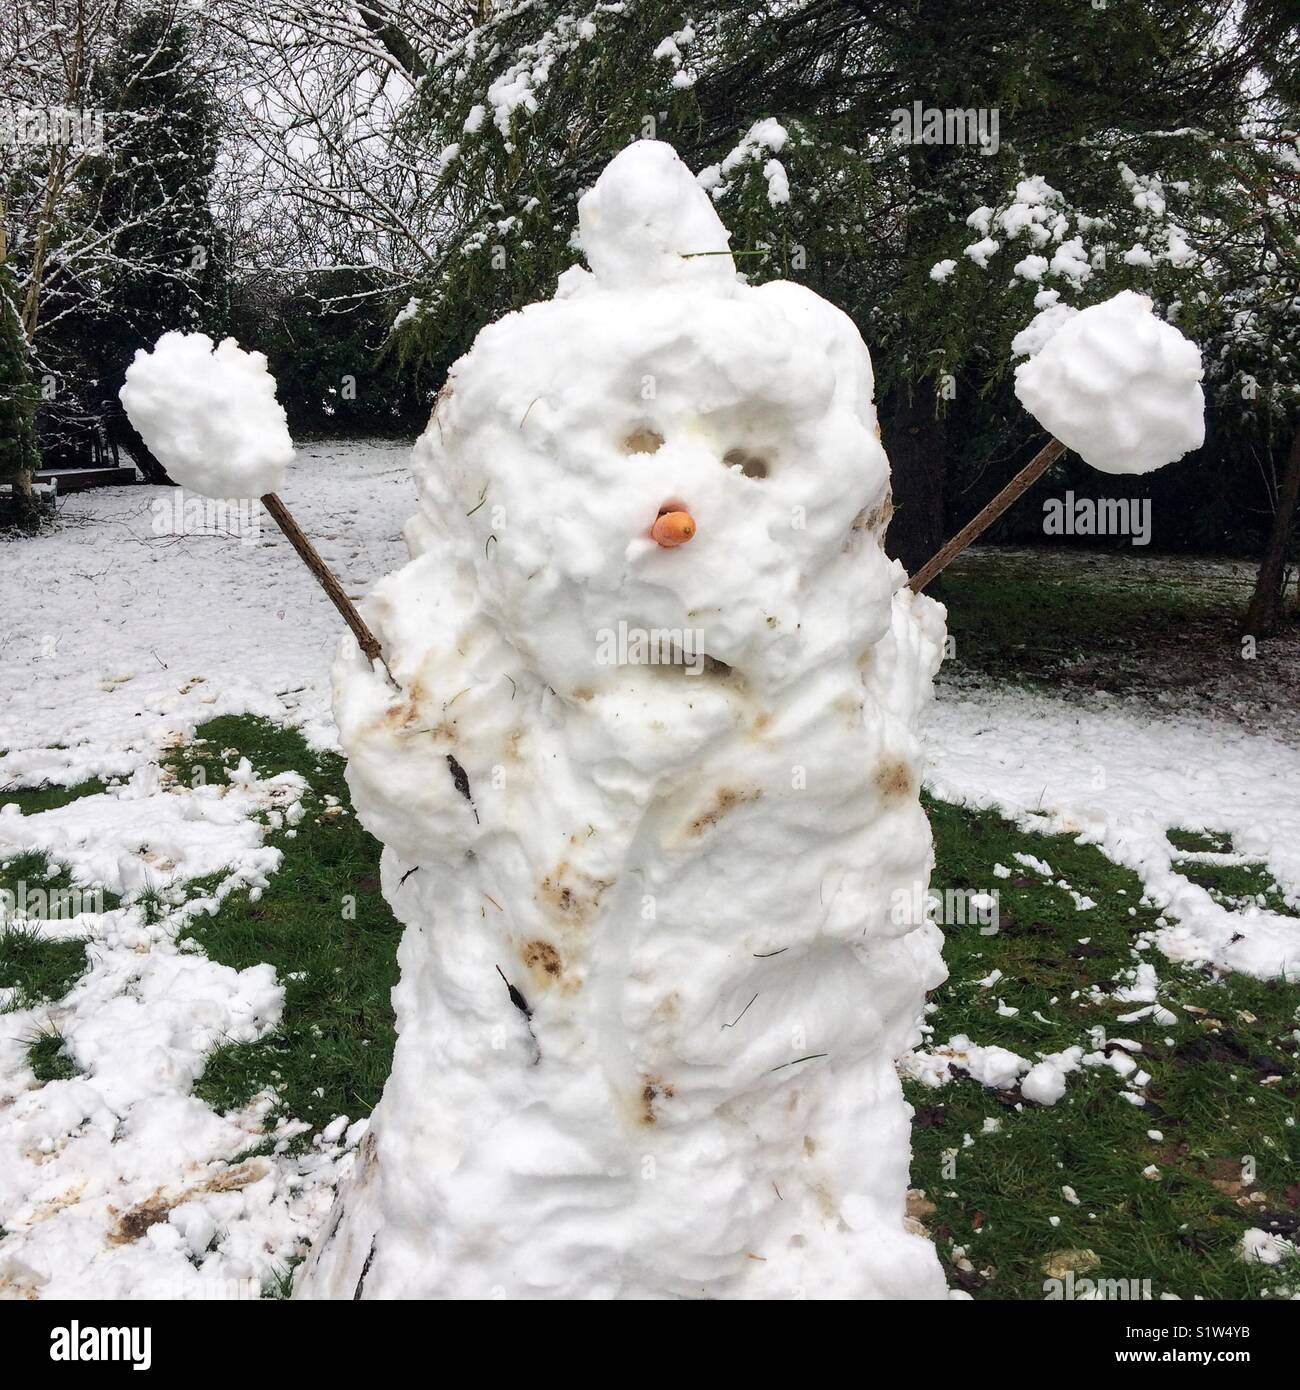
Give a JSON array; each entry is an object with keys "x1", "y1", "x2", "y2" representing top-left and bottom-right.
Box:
[
  {"x1": 1243, "y1": 420, "x2": 1300, "y2": 636},
  {"x1": 7, "y1": 466, "x2": 41, "y2": 531},
  {"x1": 881, "y1": 379, "x2": 947, "y2": 583}
]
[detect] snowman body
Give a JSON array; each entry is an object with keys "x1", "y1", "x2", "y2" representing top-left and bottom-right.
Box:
[{"x1": 297, "y1": 142, "x2": 949, "y2": 1300}]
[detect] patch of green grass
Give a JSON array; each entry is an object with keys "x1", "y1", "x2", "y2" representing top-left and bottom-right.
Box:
[
  {"x1": 28, "y1": 1028, "x2": 79, "y2": 1082},
  {"x1": 0, "y1": 778, "x2": 107, "y2": 816},
  {"x1": 172, "y1": 717, "x2": 403, "y2": 1134},
  {"x1": 940, "y1": 552, "x2": 1242, "y2": 696},
  {"x1": 135, "y1": 884, "x2": 171, "y2": 926},
  {"x1": 1163, "y1": 828, "x2": 1297, "y2": 917},
  {"x1": 1167, "y1": 828, "x2": 1232, "y2": 855},
  {"x1": 1177, "y1": 861, "x2": 1297, "y2": 919},
  {"x1": 265, "y1": 1260, "x2": 304, "y2": 1299},
  {"x1": 0, "y1": 851, "x2": 54, "y2": 896},
  {"x1": 0, "y1": 921, "x2": 89, "y2": 1011},
  {"x1": 944, "y1": 558, "x2": 1202, "y2": 679},
  {"x1": 911, "y1": 795, "x2": 1300, "y2": 1300}
]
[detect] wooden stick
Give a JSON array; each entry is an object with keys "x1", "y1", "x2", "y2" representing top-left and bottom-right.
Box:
[
  {"x1": 908, "y1": 437, "x2": 1066, "y2": 593},
  {"x1": 261, "y1": 491, "x2": 393, "y2": 679}
]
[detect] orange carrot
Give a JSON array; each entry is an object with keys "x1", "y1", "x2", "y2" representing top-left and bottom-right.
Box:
[{"x1": 651, "y1": 510, "x2": 696, "y2": 547}]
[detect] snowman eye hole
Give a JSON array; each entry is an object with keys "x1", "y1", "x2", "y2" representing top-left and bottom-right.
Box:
[
  {"x1": 622, "y1": 427, "x2": 665, "y2": 455},
  {"x1": 723, "y1": 448, "x2": 769, "y2": 479}
]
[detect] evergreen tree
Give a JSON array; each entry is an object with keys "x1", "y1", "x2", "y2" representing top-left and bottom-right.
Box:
[
  {"x1": 227, "y1": 268, "x2": 430, "y2": 437},
  {"x1": 99, "y1": 9, "x2": 227, "y2": 478},
  {"x1": 44, "y1": 9, "x2": 228, "y2": 481}
]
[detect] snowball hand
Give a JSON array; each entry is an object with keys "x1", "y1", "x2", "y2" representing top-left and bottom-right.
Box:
[
  {"x1": 120, "y1": 331, "x2": 293, "y2": 498},
  {"x1": 1014, "y1": 290, "x2": 1204, "y2": 475},
  {"x1": 913, "y1": 291, "x2": 1206, "y2": 591}
]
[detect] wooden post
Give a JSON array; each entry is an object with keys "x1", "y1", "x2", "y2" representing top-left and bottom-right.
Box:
[
  {"x1": 909, "y1": 437, "x2": 1066, "y2": 594},
  {"x1": 261, "y1": 491, "x2": 394, "y2": 680}
]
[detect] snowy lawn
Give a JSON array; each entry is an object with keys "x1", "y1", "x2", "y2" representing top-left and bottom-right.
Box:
[
  {"x1": 1, "y1": 440, "x2": 1297, "y2": 1299},
  {"x1": 906, "y1": 798, "x2": 1300, "y2": 1298}
]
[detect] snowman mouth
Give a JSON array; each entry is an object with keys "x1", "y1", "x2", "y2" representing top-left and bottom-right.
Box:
[
  {"x1": 650, "y1": 647, "x2": 735, "y2": 680},
  {"x1": 603, "y1": 630, "x2": 734, "y2": 680}
]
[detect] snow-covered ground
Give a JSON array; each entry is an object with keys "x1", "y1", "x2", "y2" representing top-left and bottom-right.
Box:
[
  {"x1": 927, "y1": 688, "x2": 1300, "y2": 981},
  {"x1": 0, "y1": 443, "x2": 412, "y2": 1299},
  {"x1": 1, "y1": 439, "x2": 1297, "y2": 1298},
  {"x1": 0, "y1": 441, "x2": 414, "y2": 780}
]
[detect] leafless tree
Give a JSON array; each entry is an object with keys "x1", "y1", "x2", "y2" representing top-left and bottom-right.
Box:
[{"x1": 209, "y1": 0, "x2": 478, "y2": 304}]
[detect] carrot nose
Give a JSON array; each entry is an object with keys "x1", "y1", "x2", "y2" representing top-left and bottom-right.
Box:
[{"x1": 651, "y1": 508, "x2": 695, "y2": 548}]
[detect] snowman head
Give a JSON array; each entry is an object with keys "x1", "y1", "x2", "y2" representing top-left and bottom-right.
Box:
[{"x1": 413, "y1": 141, "x2": 898, "y2": 699}]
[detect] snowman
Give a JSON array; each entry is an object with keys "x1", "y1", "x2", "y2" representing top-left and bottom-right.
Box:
[{"x1": 292, "y1": 140, "x2": 951, "y2": 1300}]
